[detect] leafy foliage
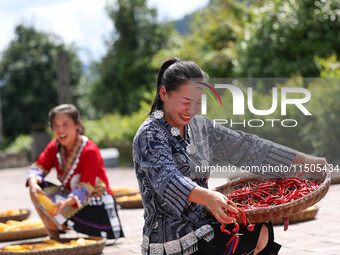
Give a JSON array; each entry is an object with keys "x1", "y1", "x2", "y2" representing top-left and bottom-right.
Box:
[
  {"x1": 238, "y1": 0, "x2": 340, "y2": 77},
  {"x1": 89, "y1": 0, "x2": 170, "y2": 116},
  {"x1": 301, "y1": 55, "x2": 340, "y2": 161},
  {"x1": 84, "y1": 92, "x2": 153, "y2": 164},
  {"x1": 153, "y1": 0, "x2": 247, "y2": 78},
  {"x1": 0, "y1": 25, "x2": 82, "y2": 137},
  {"x1": 1, "y1": 0, "x2": 339, "y2": 165},
  {"x1": 5, "y1": 134, "x2": 32, "y2": 154}
]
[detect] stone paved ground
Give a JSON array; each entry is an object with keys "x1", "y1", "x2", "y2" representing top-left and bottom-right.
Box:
[{"x1": 0, "y1": 166, "x2": 339, "y2": 254}]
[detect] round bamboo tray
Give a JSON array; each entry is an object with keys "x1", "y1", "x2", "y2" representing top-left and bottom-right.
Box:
[
  {"x1": 111, "y1": 188, "x2": 140, "y2": 198},
  {"x1": 0, "y1": 227, "x2": 47, "y2": 242},
  {"x1": 116, "y1": 194, "x2": 143, "y2": 209},
  {"x1": 271, "y1": 205, "x2": 319, "y2": 225},
  {"x1": 213, "y1": 169, "x2": 331, "y2": 224},
  {"x1": 0, "y1": 237, "x2": 106, "y2": 255},
  {"x1": 0, "y1": 210, "x2": 31, "y2": 223}
]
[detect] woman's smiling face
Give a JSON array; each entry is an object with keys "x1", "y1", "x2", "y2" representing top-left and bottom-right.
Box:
[
  {"x1": 52, "y1": 113, "x2": 79, "y2": 151},
  {"x1": 161, "y1": 83, "x2": 203, "y2": 130}
]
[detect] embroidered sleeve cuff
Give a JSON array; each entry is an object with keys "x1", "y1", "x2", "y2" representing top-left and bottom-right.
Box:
[
  {"x1": 260, "y1": 142, "x2": 298, "y2": 177},
  {"x1": 68, "y1": 184, "x2": 91, "y2": 209},
  {"x1": 263, "y1": 143, "x2": 297, "y2": 166},
  {"x1": 25, "y1": 166, "x2": 45, "y2": 187},
  {"x1": 161, "y1": 172, "x2": 198, "y2": 217},
  {"x1": 68, "y1": 193, "x2": 82, "y2": 209}
]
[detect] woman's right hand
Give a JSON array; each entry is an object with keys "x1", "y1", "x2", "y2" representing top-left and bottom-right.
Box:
[
  {"x1": 28, "y1": 177, "x2": 43, "y2": 202},
  {"x1": 205, "y1": 190, "x2": 238, "y2": 224},
  {"x1": 188, "y1": 186, "x2": 238, "y2": 224}
]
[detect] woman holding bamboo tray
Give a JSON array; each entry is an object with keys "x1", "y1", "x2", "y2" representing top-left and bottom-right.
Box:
[
  {"x1": 132, "y1": 58, "x2": 328, "y2": 255},
  {"x1": 26, "y1": 104, "x2": 124, "y2": 240}
]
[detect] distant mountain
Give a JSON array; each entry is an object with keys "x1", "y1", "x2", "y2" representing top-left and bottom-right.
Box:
[
  {"x1": 173, "y1": 0, "x2": 257, "y2": 35},
  {"x1": 173, "y1": 0, "x2": 213, "y2": 35},
  {"x1": 173, "y1": 14, "x2": 192, "y2": 35}
]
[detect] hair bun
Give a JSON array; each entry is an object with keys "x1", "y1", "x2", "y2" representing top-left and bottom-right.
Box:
[{"x1": 161, "y1": 57, "x2": 180, "y2": 73}]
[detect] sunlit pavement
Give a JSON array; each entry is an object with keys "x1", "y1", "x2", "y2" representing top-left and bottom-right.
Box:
[{"x1": 0, "y1": 166, "x2": 339, "y2": 254}]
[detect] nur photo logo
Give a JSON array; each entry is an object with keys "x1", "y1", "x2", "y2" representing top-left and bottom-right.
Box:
[
  {"x1": 196, "y1": 82, "x2": 223, "y2": 115},
  {"x1": 195, "y1": 78, "x2": 313, "y2": 128}
]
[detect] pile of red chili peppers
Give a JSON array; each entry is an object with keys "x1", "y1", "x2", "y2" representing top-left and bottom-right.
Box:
[
  {"x1": 220, "y1": 177, "x2": 320, "y2": 254},
  {"x1": 229, "y1": 177, "x2": 320, "y2": 209}
]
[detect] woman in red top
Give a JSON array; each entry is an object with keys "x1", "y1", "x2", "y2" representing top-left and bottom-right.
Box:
[{"x1": 27, "y1": 104, "x2": 124, "y2": 240}]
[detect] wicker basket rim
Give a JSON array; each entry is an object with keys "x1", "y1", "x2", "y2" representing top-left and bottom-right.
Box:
[
  {"x1": 117, "y1": 199, "x2": 143, "y2": 209},
  {"x1": 0, "y1": 227, "x2": 47, "y2": 242},
  {"x1": 0, "y1": 209, "x2": 31, "y2": 223},
  {"x1": 214, "y1": 170, "x2": 331, "y2": 213},
  {"x1": 0, "y1": 237, "x2": 106, "y2": 255},
  {"x1": 271, "y1": 205, "x2": 319, "y2": 225}
]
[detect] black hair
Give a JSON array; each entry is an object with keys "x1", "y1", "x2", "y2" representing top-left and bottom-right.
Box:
[
  {"x1": 48, "y1": 104, "x2": 84, "y2": 135},
  {"x1": 150, "y1": 57, "x2": 208, "y2": 114}
]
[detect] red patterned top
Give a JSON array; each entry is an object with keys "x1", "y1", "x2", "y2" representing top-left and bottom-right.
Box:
[{"x1": 27, "y1": 136, "x2": 113, "y2": 208}]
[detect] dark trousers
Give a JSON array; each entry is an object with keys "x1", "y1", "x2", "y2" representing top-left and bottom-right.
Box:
[{"x1": 193, "y1": 222, "x2": 281, "y2": 255}]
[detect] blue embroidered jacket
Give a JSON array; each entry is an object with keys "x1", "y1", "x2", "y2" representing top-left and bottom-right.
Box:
[{"x1": 132, "y1": 115, "x2": 297, "y2": 255}]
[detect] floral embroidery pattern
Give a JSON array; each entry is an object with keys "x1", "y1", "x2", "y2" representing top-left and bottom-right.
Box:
[
  {"x1": 186, "y1": 144, "x2": 197, "y2": 154},
  {"x1": 27, "y1": 165, "x2": 44, "y2": 182},
  {"x1": 153, "y1": 110, "x2": 164, "y2": 119},
  {"x1": 69, "y1": 184, "x2": 90, "y2": 208},
  {"x1": 170, "y1": 127, "x2": 180, "y2": 137},
  {"x1": 59, "y1": 135, "x2": 83, "y2": 182},
  {"x1": 57, "y1": 136, "x2": 88, "y2": 186}
]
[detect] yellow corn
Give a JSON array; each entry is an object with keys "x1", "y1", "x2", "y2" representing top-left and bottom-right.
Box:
[
  {"x1": 6, "y1": 220, "x2": 21, "y2": 225},
  {"x1": 37, "y1": 193, "x2": 57, "y2": 212},
  {"x1": 3, "y1": 244, "x2": 32, "y2": 252},
  {"x1": 76, "y1": 238, "x2": 86, "y2": 246},
  {"x1": 2, "y1": 238, "x2": 98, "y2": 252}
]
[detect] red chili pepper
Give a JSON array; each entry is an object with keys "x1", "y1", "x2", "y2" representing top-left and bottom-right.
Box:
[
  {"x1": 232, "y1": 223, "x2": 239, "y2": 233},
  {"x1": 228, "y1": 212, "x2": 238, "y2": 218},
  {"x1": 226, "y1": 233, "x2": 237, "y2": 247},
  {"x1": 283, "y1": 217, "x2": 289, "y2": 231},
  {"x1": 247, "y1": 224, "x2": 255, "y2": 232},
  {"x1": 221, "y1": 224, "x2": 231, "y2": 235},
  {"x1": 259, "y1": 189, "x2": 272, "y2": 196},
  {"x1": 232, "y1": 235, "x2": 239, "y2": 254},
  {"x1": 240, "y1": 209, "x2": 246, "y2": 226},
  {"x1": 287, "y1": 178, "x2": 302, "y2": 184}
]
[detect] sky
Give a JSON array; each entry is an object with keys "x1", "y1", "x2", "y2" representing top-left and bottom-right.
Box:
[{"x1": 0, "y1": 0, "x2": 209, "y2": 63}]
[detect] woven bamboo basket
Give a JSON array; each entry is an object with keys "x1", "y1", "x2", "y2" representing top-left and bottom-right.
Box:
[
  {"x1": 213, "y1": 169, "x2": 331, "y2": 224},
  {"x1": 0, "y1": 227, "x2": 47, "y2": 242},
  {"x1": 111, "y1": 187, "x2": 140, "y2": 198},
  {"x1": 271, "y1": 205, "x2": 319, "y2": 225},
  {"x1": 0, "y1": 209, "x2": 31, "y2": 223},
  {"x1": 116, "y1": 193, "x2": 143, "y2": 209},
  {"x1": 0, "y1": 237, "x2": 106, "y2": 255}
]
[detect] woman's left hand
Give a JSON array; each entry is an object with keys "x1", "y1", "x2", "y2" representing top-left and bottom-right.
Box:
[
  {"x1": 51, "y1": 197, "x2": 76, "y2": 216},
  {"x1": 305, "y1": 156, "x2": 329, "y2": 167},
  {"x1": 294, "y1": 153, "x2": 331, "y2": 171}
]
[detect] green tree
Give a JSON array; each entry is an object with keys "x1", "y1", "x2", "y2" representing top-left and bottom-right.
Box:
[
  {"x1": 154, "y1": 0, "x2": 248, "y2": 78},
  {"x1": 238, "y1": 0, "x2": 340, "y2": 77},
  {"x1": 0, "y1": 25, "x2": 82, "y2": 137},
  {"x1": 89, "y1": 0, "x2": 170, "y2": 115},
  {"x1": 301, "y1": 55, "x2": 340, "y2": 161}
]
